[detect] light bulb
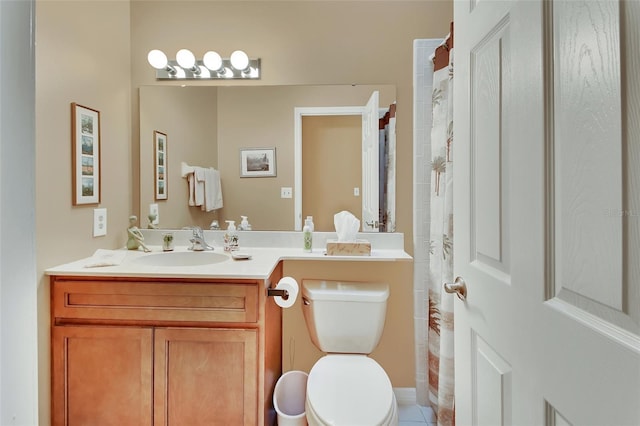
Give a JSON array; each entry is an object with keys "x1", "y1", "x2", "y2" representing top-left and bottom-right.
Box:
[
  {"x1": 175, "y1": 67, "x2": 186, "y2": 79},
  {"x1": 198, "y1": 66, "x2": 211, "y2": 78},
  {"x1": 147, "y1": 49, "x2": 168, "y2": 69},
  {"x1": 230, "y1": 50, "x2": 250, "y2": 71},
  {"x1": 203, "y1": 51, "x2": 223, "y2": 72},
  {"x1": 176, "y1": 49, "x2": 196, "y2": 69}
]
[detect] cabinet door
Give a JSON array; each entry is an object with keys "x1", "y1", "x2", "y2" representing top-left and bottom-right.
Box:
[
  {"x1": 154, "y1": 328, "x2": 258, "y2": 426},
  {"x1": 52, "y1": 326, "x2": 153, "y2": 426}
]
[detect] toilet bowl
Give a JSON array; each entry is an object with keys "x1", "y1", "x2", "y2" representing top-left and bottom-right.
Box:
[
  {"x1": 305, "y1": 355, "x2": 398, "y2": 426},
  {"x1": 301, "y1": 280, "x2": 398, "y2": 426}
]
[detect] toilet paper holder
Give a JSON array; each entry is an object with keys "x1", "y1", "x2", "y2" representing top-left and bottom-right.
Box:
[{"x1": 267, "y1": 288, "x2": 289, "y2": 300}]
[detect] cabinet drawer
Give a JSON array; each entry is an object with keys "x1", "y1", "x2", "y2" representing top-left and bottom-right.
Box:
[{"x1": 52, "y1": 279, "x2": 259, "y2": 324}]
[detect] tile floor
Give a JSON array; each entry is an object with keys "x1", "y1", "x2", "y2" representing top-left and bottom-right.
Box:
[{"x1": 398, "y1": 403, "x2": 436, "y2": 426}]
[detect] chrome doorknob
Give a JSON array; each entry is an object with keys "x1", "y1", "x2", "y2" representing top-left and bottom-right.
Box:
[{"x1": 444, "y1": 276, "x2": 467, "y2": 301}]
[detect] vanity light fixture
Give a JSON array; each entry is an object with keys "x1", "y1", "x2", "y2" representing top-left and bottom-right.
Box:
[
  {"x1": 175, "y1": 49, "x2": 200, "y2": 75},
  {"x1": 147, "y1": 50, "x2": 176, "y2": 75},
  {"x1": 147, "y1": 49, "x2": 261, "y2": 80}
]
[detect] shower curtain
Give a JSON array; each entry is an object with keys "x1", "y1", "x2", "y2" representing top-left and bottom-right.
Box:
[
  {"x1": 379, "y1": 103, "x2": 396, "y2": 232},
  {"x1": 427, "y1": 33, "x2": 455, "y2": 426}
]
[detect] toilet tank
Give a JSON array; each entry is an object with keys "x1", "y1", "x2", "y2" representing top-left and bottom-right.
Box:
[{"x1": 301, "y1": 280, "x2": 389, "y2": 354}]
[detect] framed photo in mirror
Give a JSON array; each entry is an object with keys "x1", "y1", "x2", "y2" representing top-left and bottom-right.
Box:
[
  {"x1": 71, "y1": 102, "x2": 101, "y2": 205},
  {"x1": 240, "y1": 147, "x2": 276, "y2": 177},
  {"x1": 154, "y1": 130, "x2": 168, "y2": 200}
]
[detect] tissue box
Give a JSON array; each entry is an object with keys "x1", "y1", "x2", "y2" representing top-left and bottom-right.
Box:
[{"x1": 326, "y1": 239, "x2": 371, "y2": 256}]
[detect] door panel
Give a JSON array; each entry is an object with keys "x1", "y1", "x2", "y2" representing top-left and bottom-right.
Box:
[
  {"x1": 470, "y1": 16, "x2": 511, "y2": 278},
  {"x1": 362, "y1": 90, "x2": 380, "y2": 231},
  {"x1": 154, "y1": 327, "x2": 258, "y2": 426},
  {"x1": 454, "y1": 0, "x2": 640, "y2": 425},
  {"x1": 454, "y1": 2, "x2": 518, "y2": 423},
  {"x1": 551, "y1": 0, "x2": 624, "y2": 313},
  {"x1": 52, "y1": 326, "x2": 153, "y2": 426},
  {"x1": 472, "y1": 332, "x2": 512, "y2": 426}
]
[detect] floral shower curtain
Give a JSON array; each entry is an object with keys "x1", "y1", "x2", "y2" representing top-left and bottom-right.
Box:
[{"x1": 427, "y1": 41, "x2": 455, "y2": 426}]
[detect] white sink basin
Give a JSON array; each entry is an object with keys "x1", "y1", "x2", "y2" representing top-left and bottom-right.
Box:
[{"x1": 133, "y1": 251, "x2": 228, "y2": 267}]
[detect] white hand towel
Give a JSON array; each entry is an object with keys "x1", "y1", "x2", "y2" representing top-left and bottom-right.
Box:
[
  {"x1": 187, "y1": 173, "x2": 196, "y2": 206},
  {"x1": 203, "y1": 168, "x2": 224, "y2": 211},
  {"x1": 84, "y1": 249, "x2": 127, "y2": 268},
  {"x1": 212, "y1": 169, "x2": 223, "y2": 210},
  {"x1": 193, "y1": 167, "x2": 206, "y2": 207}
]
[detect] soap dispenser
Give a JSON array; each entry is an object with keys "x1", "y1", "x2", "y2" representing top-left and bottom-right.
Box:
[
  {"x1": 239, "y1": 216, "x2": 252, "y2": 231},
  {"x1": 224, "y1": 220, "x2": 239, "y2": 252}
]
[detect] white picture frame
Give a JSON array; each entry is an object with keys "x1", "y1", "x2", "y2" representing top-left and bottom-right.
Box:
[{"x1": 240, "y1": 147, "x2": 277, "y2": 178}]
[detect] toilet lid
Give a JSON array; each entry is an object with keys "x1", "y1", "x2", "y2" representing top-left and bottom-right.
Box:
[{"x1": 306, "y1": 355, "x2": 394, "y2": 425}]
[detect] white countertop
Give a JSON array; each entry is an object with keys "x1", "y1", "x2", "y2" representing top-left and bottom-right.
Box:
[{"x1": 45, "y1": 237, "x2": 412, "y2": 280}]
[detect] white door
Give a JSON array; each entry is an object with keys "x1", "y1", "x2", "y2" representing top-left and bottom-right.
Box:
[
  {"x1": 362, "y1": 90, "x2": 380, "y2": 231},
  {"x1": 453, "y1": 1, "x2": 640, "y2": 425}
]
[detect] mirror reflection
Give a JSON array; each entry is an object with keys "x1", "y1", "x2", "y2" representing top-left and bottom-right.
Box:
[{"x1": 139, "y1": 84, "x2": 396, "y2": 231}]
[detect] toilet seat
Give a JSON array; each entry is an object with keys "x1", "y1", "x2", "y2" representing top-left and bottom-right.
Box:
[{"x1": 306, "y1": 354, "x2": 397, "y2": 425}]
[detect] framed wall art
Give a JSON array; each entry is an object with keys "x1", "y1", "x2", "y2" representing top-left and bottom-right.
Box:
[
  {"x1": 154, "y1": 130, "x2": 168, "y2": 200},
  {"x1": 240, "y1": 147, "x2": 277, "y2": 177},
  {"x1": 71, "y1": 103, "x2": 101, "y2": 205}
]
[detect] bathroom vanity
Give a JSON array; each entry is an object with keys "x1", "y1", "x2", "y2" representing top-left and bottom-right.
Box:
[
  {"x1": 49, "y1": 265, "x2": 283, "y2": 425},
  {"x1": 47, "y1": 232, "x2": 410, "y2": 426}
]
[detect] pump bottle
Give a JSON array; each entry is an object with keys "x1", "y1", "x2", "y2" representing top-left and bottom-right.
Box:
[
  {"x1": 224, "y1": 220, "x2": 239, "y2": 252},
  {"x1": 303, "y1": 217, "x2": 313, "y2": 252},
  {"x1": 239, "y1": 216, "x2": 252, "y2": 231}
]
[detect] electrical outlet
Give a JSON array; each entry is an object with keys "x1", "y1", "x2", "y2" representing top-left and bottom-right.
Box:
[
  {"x1": 281, "y1": 187, "x2": 293, "y2": 199},
  {"x1": 149, "y1": 203, "x2": 159, "y2": 224},
  {"x1": 93, "y1": 208, "x2": 107, "y2": 237}
]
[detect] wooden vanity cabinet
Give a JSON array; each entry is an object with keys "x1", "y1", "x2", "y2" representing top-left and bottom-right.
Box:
[{"x1": 50, "y1": 266, "x2": 283, "y2": 426}]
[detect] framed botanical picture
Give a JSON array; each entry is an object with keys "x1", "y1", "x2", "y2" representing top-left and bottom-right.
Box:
[
  {"x1": 154, "y1": 130, "x2": 168, "y2": 200},
  {"x1": 71, "y1": 103, "x2": 101, "y2": 205},
  {"x1": 240, "y1": 147, "x2": 277, "y2": 177}
]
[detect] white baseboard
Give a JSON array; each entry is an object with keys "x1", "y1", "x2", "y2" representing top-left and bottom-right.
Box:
[{"x1": 393, "y1": 387, "x2": 417, "y2": 406}]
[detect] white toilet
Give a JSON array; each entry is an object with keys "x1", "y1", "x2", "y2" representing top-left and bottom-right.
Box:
[{"x1": 301, "y1": 279, "x2": 398, "y2": 426}]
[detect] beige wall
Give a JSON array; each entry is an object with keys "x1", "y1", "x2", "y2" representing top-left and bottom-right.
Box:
[
  {"x1": 218, "y1": 85, "x2": 395, "y2": 230},
  {"x1": 282, "y1": 260, "x2": 415, "y2": 387},
  {"x1": 302, "y1": 115, "x2": 362, "y2": 232},
  {"x1": 35, "y1": 1, "x2": 452, "y2": 422},
  {"x1": 139, "y1": 86, "x2": 219, "y2": 229},
  {"x1": 130, "y1": 0, "x2": 454, "y2": 243},
  {"x1": 35, "y1": 1, "x2": 133, "y2": 423}
]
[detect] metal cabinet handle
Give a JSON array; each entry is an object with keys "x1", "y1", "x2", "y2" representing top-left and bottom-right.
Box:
[{"x1": 444, "y1": 276, "x2": 467, "y2": 301}]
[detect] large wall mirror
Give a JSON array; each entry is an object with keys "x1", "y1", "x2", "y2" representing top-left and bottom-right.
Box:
[{"x1": 139, "y1": 84, "x2": 396, "y2": 231}]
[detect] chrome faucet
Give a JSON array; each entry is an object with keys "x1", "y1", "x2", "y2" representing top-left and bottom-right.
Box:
[{"x1": 188, "y1": 226, "x2": 214, "y2": 251}]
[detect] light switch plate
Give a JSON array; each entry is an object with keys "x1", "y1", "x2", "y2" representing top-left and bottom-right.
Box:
[
  {"x1": 149, "y1": 203, "x2": 159, "y2": 224},
  {"x1": 281, "y1": 187, "x2": 293, "y2": 199},
  {"x1": 93, "y1": 208, "x2": 107, "y2": 237},
  {"x1": 354, "y1": 187, "x2": 360, "y2": 196}
]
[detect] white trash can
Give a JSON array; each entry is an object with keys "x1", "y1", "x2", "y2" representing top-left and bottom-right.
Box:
[{"x1": 273, "y1": 370, "x2": 308, "y2": 426}]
